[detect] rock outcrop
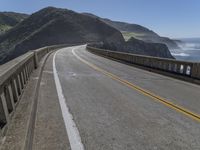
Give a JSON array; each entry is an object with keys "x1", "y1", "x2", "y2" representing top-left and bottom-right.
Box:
[{"x1": 96, "y1": 37, "x2": 174, "y2": 59}]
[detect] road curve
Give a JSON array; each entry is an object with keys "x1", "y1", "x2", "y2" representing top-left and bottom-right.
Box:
[{"x1": 49, "y1": 45, "x2": 200, "y2": 149}]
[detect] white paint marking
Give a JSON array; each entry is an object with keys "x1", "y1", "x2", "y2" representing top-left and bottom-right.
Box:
[
  {"x1": 72, "y1": 47, "x2": 85, "y2": 63},
  {"x1": 53, "y1": 48, "x2": 84, "y2": 150}
]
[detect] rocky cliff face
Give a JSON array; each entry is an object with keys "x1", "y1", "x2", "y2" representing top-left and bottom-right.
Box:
[{"x1": 96, "y1": 37, "x2": 174, "y2": 59}]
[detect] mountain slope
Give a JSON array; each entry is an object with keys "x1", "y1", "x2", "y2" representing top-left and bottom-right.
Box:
[
  {"x1": 101, "y1": 18, "x2": 179, "y2": 49},
  {"x1": 0, "y1": 7, "x2": 174, "y2": 64},
  {"x1": 101, "y1": 18, "x2": 158, "y2": 36},
  {"x1": 0, "y1": 7, "x2": 124, "y2": 64},
  {"x1": 0, "y1": 12, "x2": 28, "y2": 33},
  {"x1": 83, "y1": 13, "x2": 179, "y2": 49}
]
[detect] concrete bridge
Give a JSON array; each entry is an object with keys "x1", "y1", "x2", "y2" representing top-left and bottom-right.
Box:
[{"x1": 0, "y1": 44, "x2": 200, "y2": 150}]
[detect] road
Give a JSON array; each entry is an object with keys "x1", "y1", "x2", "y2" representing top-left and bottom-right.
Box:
[{"x1": 33, "y1": 45, "x2": 200, "y2": 150}]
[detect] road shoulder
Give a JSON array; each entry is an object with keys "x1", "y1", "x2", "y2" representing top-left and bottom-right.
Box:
[{"x1": 32, "y1": 51, "x2": 70, "y2": 150}]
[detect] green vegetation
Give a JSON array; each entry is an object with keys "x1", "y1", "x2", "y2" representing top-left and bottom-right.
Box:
[
  {"x1": 121, "y1": 31, "x2": 146, "y2": 41},
  {"x1": 0, "y1": 24, "x2": 12, "y2": 33},
  {"x1": 0, "y1": 12, "x2": 28, "y2": 34}
]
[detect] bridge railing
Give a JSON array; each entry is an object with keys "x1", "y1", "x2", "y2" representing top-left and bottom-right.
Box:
[
  {"x1": 0, "y1": 44, "x2": 73, "y2": 135},
  {"x1": 86, "y1": 45, "x2": 200, "y2": 81}
]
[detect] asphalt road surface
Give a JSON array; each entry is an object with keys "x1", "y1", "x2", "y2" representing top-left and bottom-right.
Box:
[{"x1": 39, "y1": 45, "x2": 200, "y2": 150}]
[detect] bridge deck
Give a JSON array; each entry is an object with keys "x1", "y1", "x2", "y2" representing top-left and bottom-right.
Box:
[{"x1": 2, "y1": 45, "x2": 200, "y2": 149}]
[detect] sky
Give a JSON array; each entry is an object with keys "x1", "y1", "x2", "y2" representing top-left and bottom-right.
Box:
[{"x1": 0, "y1": 0, "x2": 200, "y2": 38}]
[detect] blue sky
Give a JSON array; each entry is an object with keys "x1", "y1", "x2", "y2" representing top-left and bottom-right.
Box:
[{"x1": 0, "y1": 0, "x2": 199, "y2": 38}]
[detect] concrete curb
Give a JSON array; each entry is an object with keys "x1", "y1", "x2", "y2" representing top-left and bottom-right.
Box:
[
  {"x1": 0, "y1": 51, "x2": 55, "y2": 150},
  {"x1": 24, "y1": 50, "x2": 55, "y2": 150}
]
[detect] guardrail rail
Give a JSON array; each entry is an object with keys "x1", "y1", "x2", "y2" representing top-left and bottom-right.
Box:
[
  {"x1": 87, "y1": 45, "x2": 200, "y2": 82},
  {"x1": 0, "y1": 44, "x2": 76, "y2": 135}
]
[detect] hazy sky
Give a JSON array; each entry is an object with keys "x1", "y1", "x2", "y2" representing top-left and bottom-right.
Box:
[{"x1": 0, "y1": 0, "x2": 199, "y2": 38}]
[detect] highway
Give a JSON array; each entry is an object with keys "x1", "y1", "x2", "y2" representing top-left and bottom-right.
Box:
[{"x1": 32, "y1": 45, "x2": 200, "y2": 150}]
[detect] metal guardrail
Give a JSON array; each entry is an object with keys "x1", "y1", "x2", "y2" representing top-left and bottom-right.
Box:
[
  {"x1": 0, "y1": 44, "x2": 75, "y2": 134},
  {"x1": 87, "y1": 45, "x2": 200, "y2": 80}
]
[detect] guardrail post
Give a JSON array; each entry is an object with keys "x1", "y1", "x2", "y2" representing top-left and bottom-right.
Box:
[
  {"x1": 191, "y1": 63, "x2": 200, "y2": 79},
  {"x1": 0, "y1": 92, "x2": 10, "y2": 124},
  {"x1": 25, "y1": 66, "x2": 29, "y2": 81},
  {"x1": 20, "y1": 72, "x2": 25, "y2": 89},
  {"x1": 4, "y1": 86, "x2": 14, "y2": 113},
  {"x1": 17, "y1": 74, "x2": 22, "y2": 95},
  {"x1": 11, "y1": 79, "x2": 19, "y2": 103},
  {"x1": 33, "y1": 51, "x2": 39, "y2": 69},
  {"x1": 23, "y1": 69, "x2": 27, "y2": 83},
  {"x1": 7, "y1": 84, "x2": 15, "y2": 110}
]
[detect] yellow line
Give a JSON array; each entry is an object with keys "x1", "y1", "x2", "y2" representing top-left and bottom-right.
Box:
[{"x1": 72, "y1": 49, "x2": 200, "y2": 122}]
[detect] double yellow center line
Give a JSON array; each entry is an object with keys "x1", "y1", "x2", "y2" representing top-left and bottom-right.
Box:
[{"x1": 72, "y1": 49, "x2": 200, "y2": 122}]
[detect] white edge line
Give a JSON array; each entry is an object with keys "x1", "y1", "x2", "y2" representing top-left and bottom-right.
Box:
[
  {"x1": 53, "y1": 48, "x2": 84, "y2": 150},
  {"x1": 72, "y1": 48, "x2": 83, "y2": 62}
]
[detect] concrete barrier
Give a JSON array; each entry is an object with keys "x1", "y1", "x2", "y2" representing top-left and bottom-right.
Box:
[
  {"x1": 86, "y1": 45, "x2": 200, "y2": 82},
  {"x1": 0, "y1": 43, "x2": 78, "y2": 134}
]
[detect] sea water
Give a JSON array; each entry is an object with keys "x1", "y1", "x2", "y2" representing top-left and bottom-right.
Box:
[{"x1": 171, "y1": 38, "x2": 200, "y2": 62}]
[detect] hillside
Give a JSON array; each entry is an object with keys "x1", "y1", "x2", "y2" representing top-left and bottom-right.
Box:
[
  {"x1": 83, "y1": 13, "x2": 179, "y2": 49},
  {"x1": 101, "y1": 18, "x2": 179, "y2": 49},
  {"x1": 0, "y1": 12, "x2": 28, "y2": 33},
  {"x1": 95, "y1": 37, "x2": 174, "y2": 59},
  {"x1": 0, "y1": 7, "x2": 174, "y2": 64},
  {"x1": 0, "y1": 7, "x2": 124, "y2": 64}
]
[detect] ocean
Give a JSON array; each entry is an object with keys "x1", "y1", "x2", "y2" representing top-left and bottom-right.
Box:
[{"x1": 171, "y1": 38, "x2": 200, "y2": 62}]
